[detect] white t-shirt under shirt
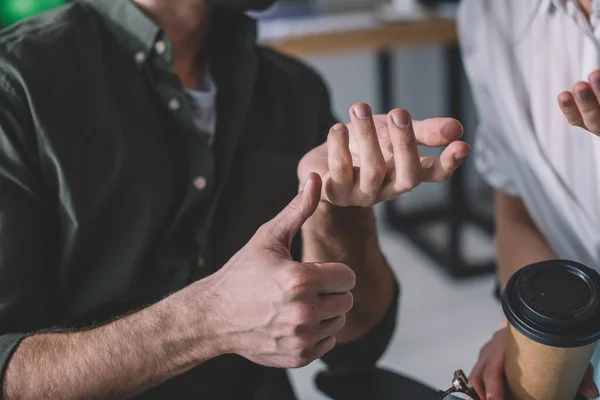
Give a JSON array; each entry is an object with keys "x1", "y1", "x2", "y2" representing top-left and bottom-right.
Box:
[
  {"x1": 186, "y1": 68, "x2": 217, "y2": 145},
  {"x1": 458, "y1": 0, "x2": 600, "y2": 269}
]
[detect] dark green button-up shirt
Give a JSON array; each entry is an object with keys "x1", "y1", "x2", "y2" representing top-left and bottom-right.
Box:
[{"x1": 0, "y1": 0, "x2": 397, "y2": 398}]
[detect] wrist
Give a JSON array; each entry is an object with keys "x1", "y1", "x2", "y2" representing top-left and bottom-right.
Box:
[
  {"x1": 304, "y1": 202, "x2": 377, "y2": 239},
  {"x1": 164, "y1": 276, "x2": 228, "y2": 363}
]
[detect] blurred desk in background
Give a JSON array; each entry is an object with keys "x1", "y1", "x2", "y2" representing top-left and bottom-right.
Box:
[
  {"x1": 259, "y1": 12, "x2": 457, "y2": 56},
  {"x1": 259, "y1": 12, "x2": 495, "y2": 279}
]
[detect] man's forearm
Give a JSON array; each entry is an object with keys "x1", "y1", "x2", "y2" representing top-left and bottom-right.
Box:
[
  {"x1": 302, "y1": 202, "x2": 395, "y2": 344},
  {"x1": 4, "y1": 281, "x2": 221, "y2": 400}
]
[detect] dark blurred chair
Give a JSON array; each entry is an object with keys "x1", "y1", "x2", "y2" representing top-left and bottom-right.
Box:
[{"x1": 315, "y1": 367, "x2": 440, "y2": 400}]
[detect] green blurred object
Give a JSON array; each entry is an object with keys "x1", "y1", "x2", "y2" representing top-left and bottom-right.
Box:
[{"x1": 0, "y1": 0, "x2": 67, "y2": 27}]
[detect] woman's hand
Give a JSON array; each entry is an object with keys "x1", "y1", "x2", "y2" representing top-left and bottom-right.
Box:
[
  {"x1": 558, "y1": 70, "x2": 600, "y2": 136},
  {"x1": 470, "y1": 324, "x2": 599, "y2": 399}
]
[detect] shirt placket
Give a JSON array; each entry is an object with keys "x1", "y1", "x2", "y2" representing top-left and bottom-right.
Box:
[{"x1": 142, "y1": 36, "x2": 217, "y2": 284}]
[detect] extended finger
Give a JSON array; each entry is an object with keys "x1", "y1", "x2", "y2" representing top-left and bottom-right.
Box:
[
  {"x1": 469, "y1": 362, "x2": 487, "y2": 399},
  {"x1": 371, "y1": 115, "x2": 464, "y2": 146},
  {"x1": 325, "y1": 124, "x2": 354, "y2": 201},
  {"x1": 420, "y1": 141, "x2": 470, "y2": 183},
  {"x1": 350, "y1": 103, "x2": 387, "y2": 196},
  {"x1": 558, "y1": 91, "x2": 584, "y2": 128},
  {"x1": 380, "y1": 109, "x2": 422, "y2": 199},
  {"x1": 413, "y1": 117, "x2": 464, "y2": 146},
  {"x1": 572, "y1": 82, "x2": 600, "y2": 134}
]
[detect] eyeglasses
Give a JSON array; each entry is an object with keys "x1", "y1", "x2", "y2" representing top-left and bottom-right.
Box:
[{"x1": 438, "y1": 370, "x2": 481, "y2": 400}]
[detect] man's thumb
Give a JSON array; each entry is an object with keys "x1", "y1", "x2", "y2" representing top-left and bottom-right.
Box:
[{"x1": 264, "y1": 172, "x2": 322, "y2": 247}]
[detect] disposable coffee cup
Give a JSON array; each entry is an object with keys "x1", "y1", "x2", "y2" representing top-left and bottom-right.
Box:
[{"x1": 502, "y1": 260, "x2": 600, "y2": 400}]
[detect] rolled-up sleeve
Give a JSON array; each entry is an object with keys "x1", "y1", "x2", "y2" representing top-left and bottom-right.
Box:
[
  {"x1": 458, "y1": 0, "x2": 520, "y2": 196},
  {"x1": 0, "y1": 71, "x2": 56, "y2": 386}
]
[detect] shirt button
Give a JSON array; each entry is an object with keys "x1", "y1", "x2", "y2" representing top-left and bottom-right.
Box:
[
  {"x1": 194, "y1": 176, "x2": 208, "y2": 191},
  {"x1": 134, "y1": 51, "x2": 146, "y2": 64},
  {"x1": 168, "y1": 98, "x2": 180, "y2": 110},
  {"x1": 155, "y1": 40, "x2": 167, "y2": 55}
]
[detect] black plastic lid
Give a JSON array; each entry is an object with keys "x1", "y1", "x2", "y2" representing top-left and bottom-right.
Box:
[{"x1": 502, "y1": 260, "x2": 600, "y2": 348}]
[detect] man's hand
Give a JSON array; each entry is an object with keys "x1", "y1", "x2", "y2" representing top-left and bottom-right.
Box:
[
  {"x1": 297, "y1": 103, "x2": 470, "y2": 207},
  {"x1": 206, "y1": 173, "x2": 355, "y2": 368},
  {"x1": 558, "y1": 70, "x2": 600, "y2": 135}
]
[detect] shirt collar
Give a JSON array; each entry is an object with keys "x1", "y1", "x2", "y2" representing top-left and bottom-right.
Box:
[
  {"x1": 83, "y1": 0, "x2": 160, "y2": 65},
  {"x1": 82, "y1": 0, "x2": 258, "y2": 67}
]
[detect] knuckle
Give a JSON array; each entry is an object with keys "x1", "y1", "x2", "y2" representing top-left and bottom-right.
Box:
[
  {"x1": 288, "y1": 335, "x2": 309, "y2": 350},
  {"x1": 353, "y1": 195, "x2": 373, "y2": 207},
  {"x1": 363, "y1": 164, "x2": 387, "y2": 185},
  {"x1": 395, "y1": 174, "x2": 421, "y2": 192},
  {"x1": 290, "y1": 303, "x2": 316, "y2": 325},
  {"x1": 329, "y1": 158, "x2": 351, "y2": 176},
  {"x1": 283, "y1": 267, "x2": 313, "y2": 296},
  {"x1": 254, "y1": 222, "x2": 271, "y2": 239}
]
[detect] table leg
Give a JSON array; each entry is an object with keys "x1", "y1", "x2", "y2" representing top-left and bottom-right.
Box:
[
  {"x1": 377, "y1": 50, "x2": 393, "y2": 113},
  {"x1": 382, "y1": 45, "x2": 496, "y2": 278},
  {"x1": 447, "y1": 45, "x2": 463, "y2": 273}
]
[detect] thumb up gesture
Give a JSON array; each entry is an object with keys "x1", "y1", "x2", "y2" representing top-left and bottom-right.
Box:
[{"x1": 207, "y1": 173, "x2": 356, "y2": 368}]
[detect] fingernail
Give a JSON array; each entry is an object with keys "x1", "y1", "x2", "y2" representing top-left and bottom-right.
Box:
[
  {"x1": 454, "y1": 153, "x2": 467, "y2": 161},
  {"x1": 562, "y1": 100, "x2": 572, "y2": 107},
  {"x1": 594, "y1": 79, "x2": 600, "y2": 92},
  {"x1": 392, "y1": 111, "x2": 411, "y2": 128},
  {"x1": 332, "y1": 123, "x2": 345, "y2": 131},
  {"x1": 578, "y1": 90, "x2": 593, "y2": 102},
  {"x1": 353, "y1": 104, "x2": 371, "y2": 119}
]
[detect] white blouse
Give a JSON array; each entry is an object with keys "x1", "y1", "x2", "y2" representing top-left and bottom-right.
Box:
[{"x1": 458, "y1": 0, "x2": 600, "y2": 269}]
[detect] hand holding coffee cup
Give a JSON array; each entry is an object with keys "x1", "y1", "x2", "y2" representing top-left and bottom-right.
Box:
[{"x1": 502, "y1": 260, "x2": 600, "y2": 400}]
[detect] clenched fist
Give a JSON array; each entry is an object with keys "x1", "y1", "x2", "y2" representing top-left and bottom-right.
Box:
[{"x1": 205, "y1": 173, "x2": 356, "y2": 368}]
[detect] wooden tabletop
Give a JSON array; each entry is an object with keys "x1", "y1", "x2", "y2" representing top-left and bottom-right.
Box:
[{"x1": 261, "y1": 17, "x2": 458, "y2": 58}]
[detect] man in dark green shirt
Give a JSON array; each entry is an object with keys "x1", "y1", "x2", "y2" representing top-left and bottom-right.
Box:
[{"x1": 0, "y1": 0, "x2": 470, "y2": 398}]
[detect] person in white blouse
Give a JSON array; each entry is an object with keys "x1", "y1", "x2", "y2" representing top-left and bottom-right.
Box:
[{"x1": 458, "y1": 0, "x2": 600, "y2": 398}]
